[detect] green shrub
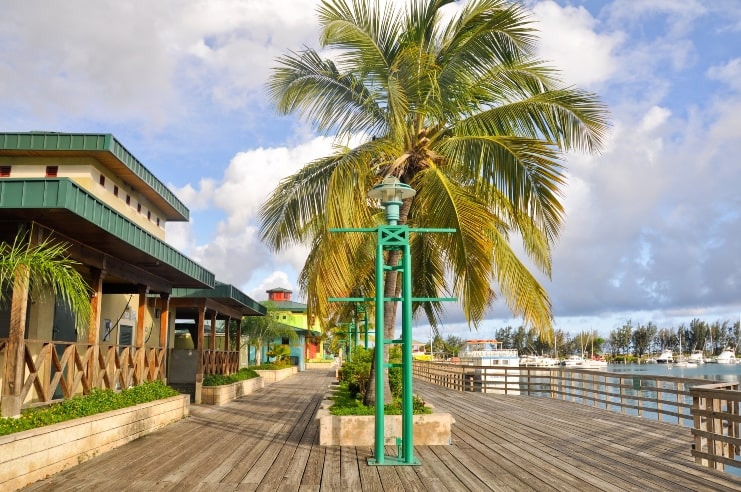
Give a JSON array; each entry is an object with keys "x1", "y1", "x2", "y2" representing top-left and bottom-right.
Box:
[
  {"x1": 329, "y1": 381, "x2": 431, "y2": 416},
  {"x1": 338, "y1": 348, "x2": 372, "y2": 399},
  {"x1": 203, "y1": 368, "x2": 259, "y2": 386},
  {"x1": 252, "y1": 362, "x2": 290, "y2": 370},
  {"x1": 0, "y1": 380, "x2": 179, "y2": 437}
]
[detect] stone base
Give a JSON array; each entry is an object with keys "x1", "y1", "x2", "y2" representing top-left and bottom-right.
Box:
[
  {"x1": 0, "y1": 394, "x2": 189, "y2": 492},
  {"x1": 316, "y1": 402, "x2": 454, "y2": 446},
  {"x1": 254, "y1": 366, "x2": 297, "y2": 383},
  {"x1": 201, "y1": 377, "x2": 265, "y2": 405}
]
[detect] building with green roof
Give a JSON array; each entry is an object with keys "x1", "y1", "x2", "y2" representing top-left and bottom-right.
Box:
[{"x1": 0, "y1": 132, "x2": 265, "y2": 415}]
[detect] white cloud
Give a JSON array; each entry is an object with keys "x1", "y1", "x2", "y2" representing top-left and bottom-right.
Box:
[
  {"x1": 707, "y1": 58, "x2": 741, "y2": 92},
  {"x1": 531, "y1": 1, "x2": 624, "y2": 87},
  {"x1": 0, "y1": 0, "x2": 322, "y2": 128}
]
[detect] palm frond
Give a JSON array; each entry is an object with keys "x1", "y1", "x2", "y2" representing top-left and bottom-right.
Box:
[{"x1": 0, "y1": 232, "x2": 91, "y2": 333}]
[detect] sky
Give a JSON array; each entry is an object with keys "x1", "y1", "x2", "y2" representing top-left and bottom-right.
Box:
[{"x1": 1, "y1": 0, "x2": 740, "y2": 342}]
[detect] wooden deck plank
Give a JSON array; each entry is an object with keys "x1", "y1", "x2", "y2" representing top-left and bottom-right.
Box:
[{"x1": 18, "y1": 370, "x2": 741, "y2": 492}]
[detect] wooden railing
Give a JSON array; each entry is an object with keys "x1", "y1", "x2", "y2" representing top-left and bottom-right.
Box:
[
  {"x1": 0, "y1": 339, "x2": 166, "y2": 408},
  {"x1": 203, "y1": 350, "x2": 239, "y2": 375},
  {"x1": 690, "y1": 381, "x2": 741, "y2": 471},
  {"x1": 413, "y1": 361, "x2": 741, "y2": 472}
]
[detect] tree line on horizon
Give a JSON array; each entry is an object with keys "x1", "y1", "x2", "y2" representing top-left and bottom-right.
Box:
[{"x1": 422, "y1": 317, "x2": 741, "y2": 359}]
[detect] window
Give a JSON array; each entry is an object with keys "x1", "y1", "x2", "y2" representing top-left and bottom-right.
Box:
[
  {"x1": 99, "y1": 174, "x2": 105, "y2": 186},
  {"x1": 281, "y1": 337, "x2": 289, "y2": 345},
  {"x1": 137, "y1": 203, "x2": 141, "y2": 213},
  {"x1": 0, "y1": 166, "x2": 10, "y2": 177},
  {"x1": 45, "y1": 166, "x2": 58, "y2": 177},
  {"x1": 156, "y1": 217, "x2": 160, "y2": 226},
  {"x1": 113, "y1": 185, "x2": 119, "y2": 197},
  {"x1": 126, "y1": 195, "x2": 131, "y2": 205},
  {"x1": 147, "y1": 211, "x2": 151, "y2": 221}
]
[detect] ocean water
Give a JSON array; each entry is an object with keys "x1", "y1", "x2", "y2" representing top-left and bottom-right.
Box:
[{"x1": 605, "y1": 361, "x2": 741, "y2": 385}]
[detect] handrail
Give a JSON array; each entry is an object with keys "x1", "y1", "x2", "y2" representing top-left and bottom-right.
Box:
[
  {"x1": 413, "y1": 360, "x2": 741, "y2": 472},
  {"x1": 690, "y1": 381, "x2": 741, "y2": 471}
]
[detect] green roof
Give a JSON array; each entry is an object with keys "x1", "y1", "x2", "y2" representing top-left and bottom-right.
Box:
[
  {"x1": 0, "y1": 132, "x2": 189, "y2": 221},
  {"x1": 172, "y1": 281, "x2": 267, "y2": 316},
  {"x1": 0, "y1": 178, "x2": 214, "y2": 288},
  {"x1": 265, "y1": 300, "x2": 307, "y2": 312}
]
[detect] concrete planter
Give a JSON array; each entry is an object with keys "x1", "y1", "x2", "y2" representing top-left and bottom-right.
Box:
[
  {"x1": 316, "y1": 402, "x2": 454, "y2": 446},
  {"x1": 254, "y1": 366, "x2": 297, "y2": 383},
  {"x1": 201, "y1": 377, "x2": 264, "y2": 405},
  {"x1": 305, "y1": 361, "x2": 335, "y2": 370},
  {"x1": 0, "y1": 394, "x2": 189, "y2": 492}
]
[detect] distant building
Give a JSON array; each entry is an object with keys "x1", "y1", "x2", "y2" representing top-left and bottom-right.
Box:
[{"x1": 258, "y1": 287, "x2": 323, "y2": 370}]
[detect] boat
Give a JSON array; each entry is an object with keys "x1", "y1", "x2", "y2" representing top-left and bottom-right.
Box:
[
  {"x1": 712, "y1": 348, "x2": 737, "y2": 364},
  {"x1": 561, "y1": 355, "x2": 608, "y2": 368},
  {"x1": 655, "y1": 349, "x2": 674, "y2": 364},
  {"x1": 458, "y1": 339, "x2": 520, "y2": 393},
  {"x1": 674, "y1": 334, "x2": 697, "y2": 367},
  {"x1": 561, "y1": 355, "x2": 586, "y2": 367},
  {"x1": 459, "y1": 339, "x2": 520, "y2": 367},
  {"x1": 519, "y1": 355, "x2": 560, "y2": 367},
  {"x1": 688, "y1": 350, "x2": 706, "y2": 364}
]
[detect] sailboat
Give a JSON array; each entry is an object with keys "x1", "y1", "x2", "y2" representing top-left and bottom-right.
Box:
[{"x1": 674, "y1": 332, "x2": 697, "y2": 367}]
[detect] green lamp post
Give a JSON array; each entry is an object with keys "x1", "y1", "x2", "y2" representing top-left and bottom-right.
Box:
[
  {"x1": 367, "y1": 176, "x2": 419, "y2": 465},
  {"x1": 329, "y1": 175, "x2": 455, "y2": 466}
]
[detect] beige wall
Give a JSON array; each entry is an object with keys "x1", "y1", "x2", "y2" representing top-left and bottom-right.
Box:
[{"x1": 0, "y1": 156, "x2": 167, "y2": 240}]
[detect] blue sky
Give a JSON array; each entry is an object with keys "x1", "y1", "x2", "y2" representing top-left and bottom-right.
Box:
[{"x1": 1, "y1": 0, "x2": 740, "y2": 341}]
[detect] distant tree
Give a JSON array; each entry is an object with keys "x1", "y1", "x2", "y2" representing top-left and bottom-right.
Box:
[
  {"x1": 686, "y1": 318, "x2": 708, "y2": 352},
  {"x1": 495, "y1": 326, "x2": 515, "y2": 349},
  {"x1": 609, "y1": 321, "x2": 633, "y2": 356},
  {"x1": 632, "y1": 322, "x2": 656, "y2": 357},
  {"x1": 442, "y1": 335, "x2": 465, "y2": 358}
]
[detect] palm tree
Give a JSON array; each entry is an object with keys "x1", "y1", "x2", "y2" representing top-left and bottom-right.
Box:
[
  {"x1": 0, "y1": 231, "x2": 91, "y2": 332},
  {"x1": 261, "y1": 0, "x2": 609, "y2": 404},
  {"x1": 240, "y1": 307, "x2": 299, "y2": 366}
]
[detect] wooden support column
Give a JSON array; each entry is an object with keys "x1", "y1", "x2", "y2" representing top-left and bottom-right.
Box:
[
  {"x1": 1, "y1": 264, "x2": 30, "y2": 418},
  {"x1": 224, "y1": 316, "x2": 231, "y2": 374},
  {"x1": 136, "y1": 285, "x2": 149, "y2": 384},
  {"x1": 195, "y1": 306, "x2": 206, "y2": 404},
  {"x1": 236, "y1": 317, "x2": 242, "y2": 368},
  {"x1": 158, "y1": 293, "x2": 170, "y2": 382},
  {"x1": 224, "y1": 317, "x2": 230, "y2": 352},
  {"x1": 209, "y1": 311, "x2": 217, "y2": 352},
  {"x1": 87, "y1": 268, "x2": 105, "y2": 389}
]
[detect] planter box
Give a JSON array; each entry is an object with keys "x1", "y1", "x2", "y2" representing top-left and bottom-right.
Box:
[
  {"x1": 201, "y1": 377, "x2": 264, "y2": 405},
  {"x1": 254, "y1": 366, "x2": 297, "y2": 383},
  {"x1": 0, "y1": 394, "x2": 189, "y2": 492},
  {"x1": 316, "y1": 403, "x2": 454, "y2": 446},
  {"x1": 305, "y1": 361, "x2": 335, "y2": 370}
]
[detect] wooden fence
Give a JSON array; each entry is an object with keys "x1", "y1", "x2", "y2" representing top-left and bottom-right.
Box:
[
  {"x1": 0, "y1": 339, "x2": 165, "y2": 408},
  {"x1": 413, "y1": 361, "x2": 741, "y2": 472},
  {"x1": 203, "y1": 349, "x2": 240, "y2": 375}
]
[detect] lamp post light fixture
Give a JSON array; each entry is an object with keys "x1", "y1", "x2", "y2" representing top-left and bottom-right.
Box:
[{"x1": 368, "y1": 176, "x2": 416, "y2": 225}]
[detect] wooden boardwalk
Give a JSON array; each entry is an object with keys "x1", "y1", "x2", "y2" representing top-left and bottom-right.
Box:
[{"x1": 22, "y1": 370, "x2": 741, "y2": 491}]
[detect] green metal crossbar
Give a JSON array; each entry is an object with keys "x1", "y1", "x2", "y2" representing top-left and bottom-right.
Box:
[{"x1": 329, "y1": 223, "x2": 456, "y2": 466}]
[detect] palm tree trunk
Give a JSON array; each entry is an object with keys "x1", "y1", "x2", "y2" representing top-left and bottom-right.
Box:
[{"x1": 363, "y1": 197, "x2": 413, "y2": 407}]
